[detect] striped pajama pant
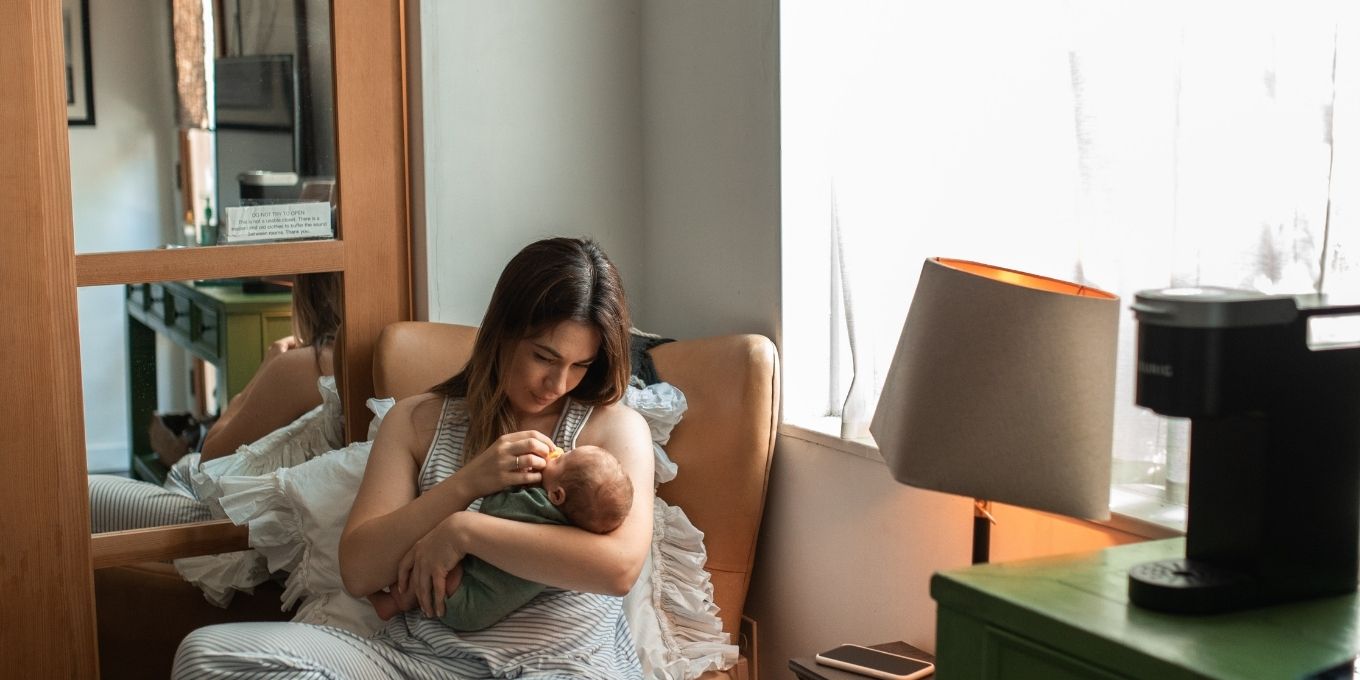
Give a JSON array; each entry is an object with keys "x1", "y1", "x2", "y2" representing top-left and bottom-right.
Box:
[
  {"x1": 173, "y1": 589, "x2": 643, "y2": 679},
  {"x1": 89, "y1": 458, "x2": 212, "y2": 532}
]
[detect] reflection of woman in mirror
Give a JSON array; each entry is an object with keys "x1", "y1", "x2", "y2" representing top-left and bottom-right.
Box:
[
  {"x1": 200, "y1": 272, "x2": 340, "y2": 460},
  {"x1": 88, "y1": 272, "x2": 343, "y2": 532},
  {"x1": 174, "y1": 238, "x2": 653, "y2": 678}
]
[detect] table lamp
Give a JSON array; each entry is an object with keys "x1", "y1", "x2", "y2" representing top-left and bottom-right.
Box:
[{"x1": 870, "y1": 258, "x2": 1120, "y2": 563}]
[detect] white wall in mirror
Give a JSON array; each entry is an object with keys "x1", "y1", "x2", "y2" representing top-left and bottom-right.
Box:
[
  {"x1": 79, "y1": 286, "x2": 191, "y2": 473},
  {"x1": 69, "y1": 0, "x2": 177, "y2": 255},
  {"x1": 70, "y1": 0, "x2": 178, "y2": 472}
]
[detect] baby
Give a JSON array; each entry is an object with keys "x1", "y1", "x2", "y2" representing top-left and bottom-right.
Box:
[{"x1": 368, "y1": 444, "x2": 634, "y2": 630}]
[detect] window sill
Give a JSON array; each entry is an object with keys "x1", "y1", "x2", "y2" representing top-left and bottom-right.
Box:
[{"x1": 778, "y1": 417, "x2": 1185, "y2": 540}]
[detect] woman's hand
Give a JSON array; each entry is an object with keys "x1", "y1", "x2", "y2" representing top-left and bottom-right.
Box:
[
  {"x1": 384, "y1": 565, "x2": 462, "y2": 617},
  {"x1": 397, "y1": 513, "x2": 469, "y2": 618},
  {"x1": 454, "y1": 430, "x2": 555, "y2": 499},
  {"x1": 264, "y1": 335, "x2": 302, "y2": 363}
]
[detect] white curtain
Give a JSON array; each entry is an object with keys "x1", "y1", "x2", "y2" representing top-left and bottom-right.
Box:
[{"x1": 797, "y1": 2, "x2": 1359, "y2": 493}]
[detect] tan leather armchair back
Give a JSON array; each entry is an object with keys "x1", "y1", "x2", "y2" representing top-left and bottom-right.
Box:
[{"x1": 372, "y1": 321, "x2": 779, "y2": 636}]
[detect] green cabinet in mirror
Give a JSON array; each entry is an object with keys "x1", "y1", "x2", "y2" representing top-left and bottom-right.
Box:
[{"x1": 124, "y1": 279, "x2": 295, "y2": 482}]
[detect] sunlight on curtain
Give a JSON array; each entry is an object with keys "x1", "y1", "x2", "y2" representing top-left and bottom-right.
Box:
[{"x1": 782, "y1": 1, "x2": 1356, "y2": 500}]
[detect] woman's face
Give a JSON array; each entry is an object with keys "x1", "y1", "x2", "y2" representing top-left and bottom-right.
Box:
[{"x1": 504, "y1": 320, "x2": 602, "y2": 418}]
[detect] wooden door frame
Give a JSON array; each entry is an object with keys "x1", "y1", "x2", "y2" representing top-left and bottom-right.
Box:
[
  {"x1": 0, "y1": 2, "x2": 98, "y2": 675},
  {"x1": 1, "y1": 1, "x2": 411, "y2": 675}
]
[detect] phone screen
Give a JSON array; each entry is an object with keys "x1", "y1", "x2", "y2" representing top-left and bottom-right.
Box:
[{"x1": 819, "y1": 645, "x2": 933, "y2": 675}]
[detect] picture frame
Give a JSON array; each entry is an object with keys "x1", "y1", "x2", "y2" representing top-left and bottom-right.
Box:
[
  {"x1": 63, "y1": 0, "x2": 95, "y2": 126},
  {"x1": 214, "y1": 54, "x2": 297, "y2": 132}
]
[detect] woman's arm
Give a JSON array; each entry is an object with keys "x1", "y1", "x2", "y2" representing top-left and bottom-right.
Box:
[
  {"x1": 199, "y1": 341, "x2": 326, "y2": 460},
  {"x1": 339, "y1": 394, "x2": 558, "y2": 597},
  {"x1": 406, "y1": 403, "x2": 654, "y2": 615}
]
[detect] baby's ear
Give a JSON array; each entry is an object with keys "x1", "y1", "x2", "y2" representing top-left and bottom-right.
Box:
[{"x1": 549, "y1": 486, "x2": 567, "y2": 506}]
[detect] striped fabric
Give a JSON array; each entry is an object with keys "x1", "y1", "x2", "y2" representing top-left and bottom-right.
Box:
[
  {"x1": 174, "y1": 397, "x2": 643, "y2": 679},
  {"x1": 417, "y1": 399, "x2": 591, "y2": 505},
  {"x1": 89, "y1": 456, "x2": 212, "y2": 532},
  {"x1": 91, "y1": 377, "x2": 343, "y2": 535}
]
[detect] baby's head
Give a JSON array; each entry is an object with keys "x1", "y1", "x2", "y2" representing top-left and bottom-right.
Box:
[{"x1": 541, "y1": 445, "x2": 633, "y2": 534}]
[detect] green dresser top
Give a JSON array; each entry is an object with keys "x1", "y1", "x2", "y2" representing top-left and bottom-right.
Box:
[
  {"x1": 932, "y1": 539, "x2": 1359, "y2": 679},
  {"x1": 179, "y1": 281, "x2": 292, "y2": 309}
]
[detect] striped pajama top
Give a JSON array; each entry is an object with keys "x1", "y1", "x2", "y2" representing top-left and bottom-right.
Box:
[{"x1": 368, "y1": 396, "x2": 642, "y2": 679}]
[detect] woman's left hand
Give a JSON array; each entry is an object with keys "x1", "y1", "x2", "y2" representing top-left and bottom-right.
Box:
[
  {"x1": 263, "y1": 335, "x2": 301, "y2": 363},
  {"x1": 397, "y1": 513, "x2": 468, "y2": 618}
]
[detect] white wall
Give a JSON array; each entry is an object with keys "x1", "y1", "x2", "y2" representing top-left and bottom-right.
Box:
[
  {"x1": 417, "y1": 0, "x2": 645, "y2": 325},
  {"x1": 746, "y1": 437, "x2": 972, "y2": 672},
  {"x1": 69, "y1": 0, "x2": 177, "y2": 472},
  {"x1": 635, "y1": 0, "x2": 781, "y2": 340},
  {"x1": 416, "y1": 0, "x2": 779, "y2": 340}
]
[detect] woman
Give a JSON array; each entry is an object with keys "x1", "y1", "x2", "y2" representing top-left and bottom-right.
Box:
[
  {"x1": 200, "y1": 271, "x2": 341, "y2": 460},
  {"x1": 173, "y1": 237, "x2": 654, "y2": 679},
  {"x1": 89, "y1": 271, "x2": 342, "y2": 532}
]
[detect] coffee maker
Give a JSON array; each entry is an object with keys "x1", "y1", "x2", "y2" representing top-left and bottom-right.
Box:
[{"x1": 1128, "y1": 287, "x2": 1360, "y2": 614}]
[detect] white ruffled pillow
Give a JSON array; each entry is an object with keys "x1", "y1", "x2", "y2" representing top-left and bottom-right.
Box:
[
  {"x1": 623, "y1": 382, "x2": 684, "y2": 485},
  {"x1": 171, "y1": 545, "x2": 271, "y2": 608},
  {"x1": 173, "y1": 376, "x2": 345, "y2": 606},
  {"x1": 621, "y1": 382, "x2": 738, "y2": 678},
  {"x1": 624, "y1": 497, "x2": 739, "y2": 679},
  {"x1": 190, "y1": 375, "x2": 345, "y2": 517},
  {"x1": 218, "y1": 439, "x2": 383, "y2": 635},
  {"x1": 205, "y1": 396, "x2": 396, "y2": 632},
  {"x1": 367, "y1": 397, "x2": 395, "y2": 441}
]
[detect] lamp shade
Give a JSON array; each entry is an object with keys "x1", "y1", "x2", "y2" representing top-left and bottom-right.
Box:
[{"x1": 869, "y1": 258, "x2": 1119, "y2": 520}]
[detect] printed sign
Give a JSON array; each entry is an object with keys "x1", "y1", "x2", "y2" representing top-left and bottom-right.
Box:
[{"x1": 223, "y1": 202, "x2": 332, "y2": 243}]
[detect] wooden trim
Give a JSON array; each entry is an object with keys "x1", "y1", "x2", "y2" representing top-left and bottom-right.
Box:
[
  {"x1": 333, "y1": 0, "x2": 414, "y2": 442},
  {"x1": 73, "y1": 0, "x2": 414, "y2": 546},
  {"x1": 3, "y1": 3, "x2": 413, "y2": 674},
  {"x1": 1, "y1": 1, "x2": 99, "y2": 675},
  {"x1": 178, "y1": 129, "x2": 195, "y2": 218},
  {"x1": 92, "y1": 521, "x2": 249, "y2": 569},
  {"x1": 75, "y1": 240, "x2": 346, "y2": 287}
]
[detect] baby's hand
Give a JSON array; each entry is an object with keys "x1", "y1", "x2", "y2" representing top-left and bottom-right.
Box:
[
  {"x1": 445, "y1": 564, "x2": 464, "y2": 594},
  {"x1": 390, "y1": 582, "x2": 419, "y2": 613},
  {"x1": 375, "y1": 566, "x2": 462, "y2": 620}
]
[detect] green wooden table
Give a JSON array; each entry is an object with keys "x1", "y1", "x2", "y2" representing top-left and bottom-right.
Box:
[
  {"x1": 126, "y1": 281, "x2": 293, "y2": 482},
  {"x1": 933, "y1": 538, "x2": 1359, "y2": 679}
]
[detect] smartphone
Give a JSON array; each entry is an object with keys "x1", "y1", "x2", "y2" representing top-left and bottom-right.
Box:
[{"x1": 814, "y1": 644, "x2": 935, "y2": 680}]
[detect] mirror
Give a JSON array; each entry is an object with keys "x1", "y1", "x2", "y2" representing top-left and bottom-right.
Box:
[
  {"x1": 85, "y1": 273, "x2": 342, "y2": 535},
  {"x1": 69, "y1": 0, "x2": 335, "y2": 254},
  {"x1": 73, "y1": 0, "x2": 339, "y2": 535}
]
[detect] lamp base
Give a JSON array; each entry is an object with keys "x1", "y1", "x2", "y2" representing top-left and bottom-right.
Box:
[
  {"x1": 1128, "y1": 558, "x2": 1255, "y2": 614},
  {"x1": 972, "y1": 500, "x2": 995, "y2": 564},
  {"x1": 972, "y1": 514, "x2": 990, "y2": 564}
]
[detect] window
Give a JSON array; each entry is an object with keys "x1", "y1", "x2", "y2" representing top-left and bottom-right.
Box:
[{"x1": 782, "y1": 1, "x2": 1360, "y2": 521}]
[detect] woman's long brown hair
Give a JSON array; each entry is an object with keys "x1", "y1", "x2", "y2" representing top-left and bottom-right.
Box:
[
  {"x1": 433, "y1": 238, "x2": 631, "y2": 457},
  {"x1": 292, "y1": 272, "x2": 341, "y2": 372}
]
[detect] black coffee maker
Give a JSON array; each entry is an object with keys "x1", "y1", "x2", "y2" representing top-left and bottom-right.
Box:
[{"x1": 1128, "y1": 287, "x2": 1360, "y2": 614}]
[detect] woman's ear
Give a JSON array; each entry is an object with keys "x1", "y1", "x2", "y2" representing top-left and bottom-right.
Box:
[{"x1": 548, "y1": 486, "x2": 567, "y2": 506}]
